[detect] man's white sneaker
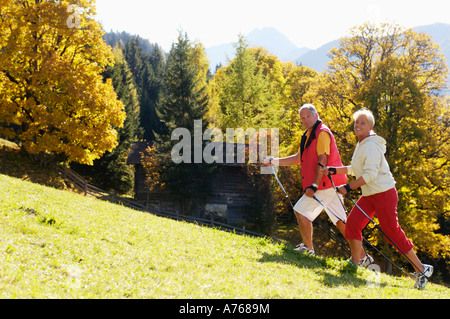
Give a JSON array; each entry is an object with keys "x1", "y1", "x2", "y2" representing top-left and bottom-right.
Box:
[{"x1": 294, "y1": 243, "x2": 315, "y2": 256}]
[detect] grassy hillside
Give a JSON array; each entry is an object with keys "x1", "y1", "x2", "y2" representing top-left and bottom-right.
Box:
[{"x1": 0, "y1": 174, "x2": 449, "y2": 299}]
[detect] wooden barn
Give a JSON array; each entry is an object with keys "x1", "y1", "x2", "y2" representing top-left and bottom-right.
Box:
[{"x1": 127, "y1": 141, "x2": 266, "y2": 227}]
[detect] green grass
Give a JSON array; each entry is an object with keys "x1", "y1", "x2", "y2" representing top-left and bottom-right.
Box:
[{"x1": 0, "y1": 174, "x2": 449, "y2": 299}]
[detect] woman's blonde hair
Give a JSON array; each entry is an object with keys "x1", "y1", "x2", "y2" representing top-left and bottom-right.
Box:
[{"x1": 353, "y1": 108, "x2": 375, "y2": 127}]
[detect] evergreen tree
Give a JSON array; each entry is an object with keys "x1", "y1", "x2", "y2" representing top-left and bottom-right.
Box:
[
  {"x1": 145, "y1": 45, "x2": 166, "y2": 141},
  {"x1": 151, "y1": 32, "x2": 212, "y2": 214},
  {"x1": 123, "y1": 38, "x2": 166, "y2": 142},
  {"x1": 158, "y1": 33, "x2": 208, "y2": 133},
  {"x1": 103, "y1": 31, "x2": 157, "y2": 55}
]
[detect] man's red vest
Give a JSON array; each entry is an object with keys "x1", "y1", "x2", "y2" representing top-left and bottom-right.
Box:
[{"x1": 300, "y1": 121, "x2": 347, "y2": 191}]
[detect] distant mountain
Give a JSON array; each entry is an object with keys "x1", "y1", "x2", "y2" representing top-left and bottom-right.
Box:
[
  {"x1": 414, "y1": 23, "x2": 450, "y2": 65},
  {"x1": 247, "y1": 27, "x2": 310, "y2": 62},
  {"x1": 296, "y1": 23, "x2": 450, "y2": 75},
  {"x1": 206, "y1": 27, "x2": 310, "y2": 71},
  {"x1": 206, "y1": 43, "x2": 235, "y2": 71},
  {"x1": 414, "y1": 23, "x2": 450, "y2": 46},
  {"x1": 207, "y1": 23, "x2": 450, "y2": 79},
  {"x1": 294, "y1": 40, "x2": 339, "y2": 72}
]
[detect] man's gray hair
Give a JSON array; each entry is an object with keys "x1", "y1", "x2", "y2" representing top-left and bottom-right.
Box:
[{"x1": 299, "y1": 104, "x2": 319, "y2": 117}]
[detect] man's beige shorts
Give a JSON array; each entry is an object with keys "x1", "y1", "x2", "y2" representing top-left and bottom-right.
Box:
[{"x1": 293, "y1": 188, "x2": 347, "y2": 225}]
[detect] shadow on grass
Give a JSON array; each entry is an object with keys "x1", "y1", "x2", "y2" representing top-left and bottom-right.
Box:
[
  {"x1": 258, "y1": 244, "x2": 384, "y2": 288},
  {"x1": 0, "y1": 147, "x2": 67, "y2": 190}
]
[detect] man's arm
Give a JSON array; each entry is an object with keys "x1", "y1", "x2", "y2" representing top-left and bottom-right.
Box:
[
  {"x1": 263, "y1": 153, "x2": 301, "y2": 167},
  {"x1": 314, "y1": 154, "x2": 328, "y2": 185},
  {"x1": 304, "y1": 154, "x2": 328, "y2": 198}
]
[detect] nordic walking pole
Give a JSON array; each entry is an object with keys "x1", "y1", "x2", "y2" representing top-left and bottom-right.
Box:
[
  {"x1": 270, "y1": 164, "x2": 295, "y2": 210},
  {"x1": 344, "y1": 193, "x2": 423, "y2": 273},
  {"x1": 270, "y1": 163, "x2": 350, "y2": 255},
  {"x1": 312, "y1": 195, "x2": 346, "y2": 225},
  {"x1": 318, "y1": 163, "x2": 349, "y2": 215},
  {"x1": 314, "y1": 192, "x2": 411, "y2": 275},
  {"x1": 311, "y1": 195, "x2": 351, "y2": 256},
  {"x1": 317, "y1": 164, "x2": 413, "y2": 274}
]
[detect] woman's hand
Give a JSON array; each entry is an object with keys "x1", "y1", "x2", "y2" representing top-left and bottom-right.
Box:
[
  {"x1": 336, "y1": 185, "x2": 348, "y2": 196},
  {"x1": 320, "y1": 166, "x2": 337, "y2": 176}
]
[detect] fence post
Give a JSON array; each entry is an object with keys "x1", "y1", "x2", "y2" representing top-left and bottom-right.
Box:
[{"x1": 2, "y1": 145, "x2": 6, "y2": 165}]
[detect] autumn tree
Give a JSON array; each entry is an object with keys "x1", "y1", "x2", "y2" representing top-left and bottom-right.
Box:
[
  {"x1": 312, "y1": 23, "x2": 450, "y2": 271},
  {"x1": 207, "y1": 38, "x2": 318, "y2": 222},
  {"x1": 0, "y1": 0, "x2": 125, "y2": 165},
  {"x1": 208, "y1": 37, "x2": 317, "y2": 146},
  {"x1": 208, "y1": 36, "x2": 284, "y2": 131},
  {"x1": 73, "y1": 45, "x2": 142, "y2": 194}
]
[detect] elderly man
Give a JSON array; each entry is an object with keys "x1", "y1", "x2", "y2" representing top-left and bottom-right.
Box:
[{"x1": 265, "y1": 104, "x2": 370, "y2": 264}]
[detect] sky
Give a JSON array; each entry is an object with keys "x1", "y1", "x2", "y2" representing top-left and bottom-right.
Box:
[{"x1": 95, "y1": 0, "x2": 450, "y2": 52}]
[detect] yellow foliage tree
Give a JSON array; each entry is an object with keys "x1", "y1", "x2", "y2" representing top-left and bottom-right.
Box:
[
  {"x1": 207, "y1": 37, "x2": 317, "y2": 150},
  {"x1": 0, "y1": 0, "x2": 125, "y2": 165},
  {"x1": 206, "y1": 37, "x2": 285, "y2": 131}
]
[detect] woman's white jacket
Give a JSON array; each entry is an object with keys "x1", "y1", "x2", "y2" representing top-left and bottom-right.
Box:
[{"x1": 348, "y1": 135, "x2": 396, "y2": 197}]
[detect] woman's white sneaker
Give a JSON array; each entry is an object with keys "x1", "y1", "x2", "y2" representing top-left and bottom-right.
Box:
[
  {"x1": 359, "y1": 254, "x2": 374, "y2": 267},
  {"x1": 414, "y1": 264, "x2": 433, "y2": 289}
]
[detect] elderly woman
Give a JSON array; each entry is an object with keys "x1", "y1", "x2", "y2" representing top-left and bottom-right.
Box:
[{"x1": 322, "y1": 108, "x2": 433, "y2": 289}]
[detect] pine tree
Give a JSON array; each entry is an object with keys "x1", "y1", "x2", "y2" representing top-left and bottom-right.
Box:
[
  {"x1": 150, "y1": 32, "x2": 212, "y2": 214},
  {"x1": 123, "y1": 38, "x2": 165, "y2": 142},
  {"x1": 158, "y1": 33, "x2": 208, "y2": 133},
  {"x1": 145, "y1": 45, "x2": 166, "y2": 141}
]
